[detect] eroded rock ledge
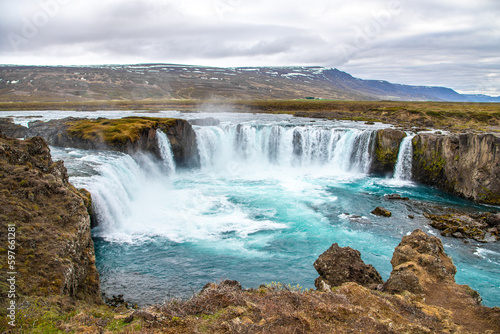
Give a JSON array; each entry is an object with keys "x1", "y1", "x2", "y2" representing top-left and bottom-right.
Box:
[{"x1": 26, "y1": 116, "x2": 200, "y2": 168}]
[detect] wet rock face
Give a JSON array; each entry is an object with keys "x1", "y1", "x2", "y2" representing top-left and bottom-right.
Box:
[
  {"x1": 314, "y1": 243, "x2": 383, "y2": 291},
  {"x1": 412, "y1": 133, "x2": 500, "y2": 205},
  {"x1": 163, "y1": 119, "x2": 200, "y2": 168},
  {"x1": 0, "y1": 134, "x2": 101, "y2": 306},
  {"x1": 370, "y1": 129, "x2": 406, "y2": 176},
  {"x1": 383, "y1": 229, "x2": 457, "y2": 294},
  {"x1": 0, "y1": 118, "x2": 28, "y2": 138}
]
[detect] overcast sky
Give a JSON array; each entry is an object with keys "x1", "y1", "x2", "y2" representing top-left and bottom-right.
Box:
[{"x1": 1, "y1": 0, "x2": 499, "y2": 95}]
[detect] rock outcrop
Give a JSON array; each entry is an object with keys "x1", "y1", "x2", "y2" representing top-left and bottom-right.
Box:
[
  {"x1": 27, "y1": 116, "x2": 200, "y2": 168},
  {"x1": 370, "y1": 129, "x2": 406, "y2": 176},
  {"x1": 371, "y1": 207, "x2": 392, "y2": 217},
  {"x1": 0, "y1": 118, "x2": 28, "y2": 138},
  {"x1": 425, "y1": 212, "x2": 499, "y2": 242},
  {"x1": 382, "y1": 229, "x2": 500, "y2": 331},
  {"x1": 0, "y1": 134, "x2": 101, "y2": 312},
  {"x1": 314, "y1": 243, "x2": 383, "y2": 291},
  {"x1": 383, "y1": 229, "x2": 457, "y2": 294},
  {"x1": 412, "y1": 132, "x2": 500, "y2": 204}
]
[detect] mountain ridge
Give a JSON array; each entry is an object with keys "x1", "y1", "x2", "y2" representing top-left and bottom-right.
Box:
[{"x1": 0, "y1": 63, "x2": 498, "y2": 102}]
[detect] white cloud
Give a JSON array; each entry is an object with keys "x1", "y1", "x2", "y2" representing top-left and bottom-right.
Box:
[{"x1": 0, "y1": 0, "x2": 499, "y2": 95}]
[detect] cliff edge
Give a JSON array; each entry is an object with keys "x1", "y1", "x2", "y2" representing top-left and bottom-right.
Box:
[
  {"x1": 0, "y1": 133, "x2": 101, "y2": 328},
  {"x1": 413, "y1": 132, "x2": 500, "y2": 204}
]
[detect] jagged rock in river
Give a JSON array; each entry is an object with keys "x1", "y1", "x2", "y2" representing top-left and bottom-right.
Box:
[
  {"x1": 424, "y1": 212, "x2": 499, "y2": 242},
  {"x1": 371, "y1": 207, "x2": 392, "y2": 217},
  {"x1": 314, "y1": 243, "x2": 383, "y2": 291},
  {"x1": 27, "y1": 116, "x2": 200, "y2": 168},
  {"x1": 0, "y1": 118, "x2": 28, "y2": 138},
  {"x1": 0, "y1": 133, "x2": 101, "y2": 311},
  {"x1": 370, "y1": 128, "x2": 406, "y2": 176},
  {"x1": 412, "y1": 132, "x2": 500, "y2": 205}
]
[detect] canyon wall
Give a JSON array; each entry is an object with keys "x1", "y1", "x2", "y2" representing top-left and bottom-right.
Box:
[{"x1": 412, "y1": 132, "x2": 500, "y2": 205}]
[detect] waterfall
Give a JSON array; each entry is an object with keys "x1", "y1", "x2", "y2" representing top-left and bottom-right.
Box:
[
  {"x1": 394, "y1": 134, "x2": 415, "y2": 180},
  {"x1": 84, "y1": 155, "x2": 144, "y2": 233},
  {"x1": 194, "y1": 124, "x2": 375, "y2": 173},
  {"x1": 156, "y1": 130, "x2": 176, "y2": 174}
]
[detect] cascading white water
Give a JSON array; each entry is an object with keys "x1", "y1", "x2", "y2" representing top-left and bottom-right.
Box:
[
  {"x1": 47, "y1": 114, "x2": 500, "y2": 308},
  {"x1": 156, "y1": 130, "x2": 176, "y2": 174},
  {"x1": 195, "y1": 124, "x2": 375, "y2": 173},
  {"x1": 394, "y1": 134, "x2": 415, "y2": 180}
]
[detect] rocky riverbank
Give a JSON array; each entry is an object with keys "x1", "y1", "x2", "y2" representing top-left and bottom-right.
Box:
[
  {"x1": 0, "y1": 132, "x2": 498, "y2": 332},
  {"x1": 0, "y1": 133, "x2": 101, "y2": 330}
]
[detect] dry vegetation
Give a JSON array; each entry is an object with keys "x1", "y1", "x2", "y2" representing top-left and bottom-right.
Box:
[
  {"x1": 66, "y1": 117, "x2": 176, "y2": 145},
  {"x1": 1, "y1": 99, "x2": 499, "y2": 131},
  {"x1": 7, "y1": 281, "x2": 479, "y2": 334}
]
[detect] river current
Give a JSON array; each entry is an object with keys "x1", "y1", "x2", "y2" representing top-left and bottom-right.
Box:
[{"x1": 6, "y1": 110, "x2": 500, "y2": 306}]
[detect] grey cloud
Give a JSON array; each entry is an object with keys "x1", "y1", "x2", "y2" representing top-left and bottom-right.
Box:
[{"x1": 0, "y1": 0, "x2": 499, "y2": 95}]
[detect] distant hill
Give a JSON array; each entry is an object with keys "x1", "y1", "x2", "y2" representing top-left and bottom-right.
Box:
[{"x1": 0, "y1": 64, "x2": 498, "y2": 102}]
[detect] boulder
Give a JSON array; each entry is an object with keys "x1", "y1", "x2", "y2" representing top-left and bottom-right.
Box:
[
  {"x1": 383, "y1": 229, "x2": 458, "y2": 294},
  {"x1": 370, "y1": 129, "x2": 406, "y2": 176},
  {"x1": 314, "y1": 243, "x2": 383, "y2": 291},
  {"x1": 371, "y1": 207, "x2": 392, "y2": 217}
]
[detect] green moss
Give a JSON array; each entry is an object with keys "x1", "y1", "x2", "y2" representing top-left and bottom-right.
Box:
[{"x1": 66, "y1": 117, "x2": 177, "y2": 146}]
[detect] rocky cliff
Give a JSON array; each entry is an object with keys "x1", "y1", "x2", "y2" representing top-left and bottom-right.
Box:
[
  {"x1": 27, "y1": 116, "x2": 200, "y2": 168},
  {"x1": 0, "y1": 133, "x2": 101, "y2": 320},
  {"x1": 412, "y1": 132, "x2": 500, "y2": 204},
  {"x1": 370, "y1": 128, "x2": 406, "y2": 176}
]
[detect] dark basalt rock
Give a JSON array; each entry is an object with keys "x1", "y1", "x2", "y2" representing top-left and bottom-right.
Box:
[
  {"x1": 412, "y1": 132, "x2": 500, "y2": 205},
  {"x1": 370, "y1": 129, "x2": 406, "y2": 176},
  {"x1": 372, "y1": 207, "x2": 392, "y2": 217},
  {"x1": 0, "y1": 117, "x2": 28, "y2": 138},
  {"x1": 314, "y1": 243, "x2": 383, "y2": 291}
]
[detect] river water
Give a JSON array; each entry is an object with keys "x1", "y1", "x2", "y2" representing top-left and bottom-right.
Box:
[{"x1": 6, "y1": 110, "x2": 500, "y2": 306}]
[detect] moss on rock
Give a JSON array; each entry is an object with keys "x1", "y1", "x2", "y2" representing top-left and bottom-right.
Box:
[{"x1": 66, "y1": 117, "x2": 176, "y2": 146}]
